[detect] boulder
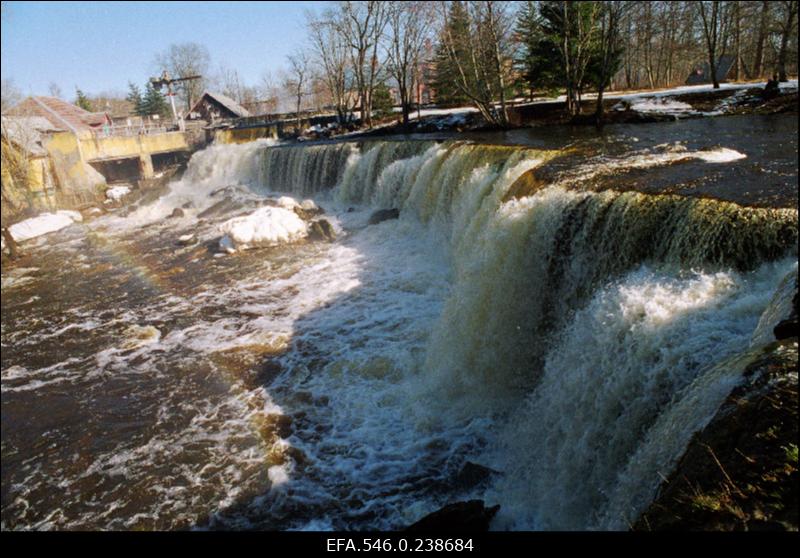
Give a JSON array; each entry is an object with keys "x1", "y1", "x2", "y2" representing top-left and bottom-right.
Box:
[
  {"x1": 453, "y1": 462, "x2": 499, "y2": 491},
  {"x1": 308, "y1": 219, "x2": 336, "y2": 242},
  {"x1": 177, "y1": 233, "x2": 196, "y2": 246},
  {"x1": 406, "y1": 500, "x2": 500, "y2": 532},
  {"x1": 368, "y1": 208, "x2": 399, "y2": 225},
  {"x1": 774, "y1": 291, "x2": 798, "y2": 340},
  {"x1": 169, "y1": 207, "x2": 185, "y2": 218},
  {"x1": 218, "y1": 235, "x2": 237, "y2": 254}
]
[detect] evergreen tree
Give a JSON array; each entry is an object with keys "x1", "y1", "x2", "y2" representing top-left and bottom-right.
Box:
[
  {"x1": 126, "y1": 82, "x2": 146, "y2": 117},
  {"x1": 431, "y1": 1, "x2": 471, "y2": 107},
  {"x1": 74, "y1": 88, "x2": 93, "y2": 111},
  {"x1": 371, "y1": 82, "x2": 394, "y2": 118},
  {"x1": 518, "y1": 1, "x2": 611, "y2": 115},
  {"x1": 515, "y1": 1, "x2": 562, "y2": 96},
  {"x1": 141, "y1": 83, "x2": 171, "y2": 119}
]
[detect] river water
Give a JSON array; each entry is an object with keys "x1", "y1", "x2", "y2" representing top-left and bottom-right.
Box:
[{"x1": 1, "y1": 115, "x2": 797, "y2": 530}]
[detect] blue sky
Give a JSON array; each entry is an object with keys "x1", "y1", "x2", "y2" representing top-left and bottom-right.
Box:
[{"x1": 1, "y1": 1, "x2": 329, "y2": 97}]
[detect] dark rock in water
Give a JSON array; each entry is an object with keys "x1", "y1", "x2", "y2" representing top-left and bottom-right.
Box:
[
  {"x1": 453, "y1": 462, "x2": 499, "y2": 490},
  {"x1": 368, "y1": 208, "x2": 399, "y2": 225},
  {"x1": 198, "y1": 198, "x2": 239, "y2": 219},
  {"x1": 308, "y1": 219, "x2": 336, "y2": 242},
  {"x1": 347, "y1": 207, "x2": 355, "y2": 213},
  {"x1": 406, "y1": 500, "x2": 500, "y2": 532},
  {"x1": 169, "y1": 207, "x2": 185, "y2": 218},
  {"x1": 634, "y1": 340, "x2": 798, "y2": 531},
  {"x1": 774, "y1": 318, "x2": 798, "y2": 340},
  {"x1": 774, "y1": 290, "x2": 799, "y2": 340}
]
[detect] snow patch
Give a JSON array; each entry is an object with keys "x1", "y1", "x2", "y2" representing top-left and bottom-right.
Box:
[
  {"x1": 8, "y1": 211, "x2": 83, "y2": 243},
  {"x1": 218, "y1": 206, "x2": 307, "y2": 251},
  {"x1": 106, "y1": 185, "x2": 132, "y2": 201}
]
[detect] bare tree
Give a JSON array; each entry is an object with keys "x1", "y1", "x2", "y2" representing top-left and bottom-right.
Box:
[
  {"x1": 437, "y1": 1, "x2": 515, "y2": 127},
  {"x1": 752, "y1": 1, "x2": 770, "y2": 78},
  {"x1": 1, "y1": 78, "x2": 22, "y2": 113},
  {"x1": 386, "y1": 2, "x2": 433, "y2": 126},
  {"x1": 594, "y1": 1, "x2": 627, "y2": 125},
  {"x1": 211, "y1": 63, "x2": 246, "y2": 103},
  {"x1": 154, "y1": 42, "x2": 211, "y2": 111},
  {"x1": 307, "y1": 9, "x2": 357, "y2": 124},
  {"x1": 47, "y1": 82, "x2": 62, "y2": 99},
  {"x1": 285, "y1": 50, "x2": 311, "y2": 125},
  {"x1": 698, "y1": 1, "x2": 723, "y2": 89},
  {"x1": 548, "y1": 0, "x2": 600, "y2": 115},
  {"x1": 340, "y1": 1, "x2": 389, "y2": 127},
  {"x1": 776, "y1": 0, "x2": 799, "y2": 81}
]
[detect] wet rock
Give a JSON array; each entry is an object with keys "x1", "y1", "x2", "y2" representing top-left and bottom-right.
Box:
[
  {"x1": 293, "y1": 201, "x2": 325, "y2": 221},
  {"x1": 368, "y1": 208, "x2": 399, "y2": 225},
  {"x1": 347, "y1": 207, "x2": 355, "y2": 213},
  {"x1": 218, "y1": 235, "x2": 236, "y2": 254},
  {"x1": 774, "y1": 318, "x2": 798, "y2": 340},
  {"x1": 634, "y1": 340, "x2": 798, "y2": 531},
  {"x1": 406, "y1": 500, "x2": 500, "y2": 532},
  {"x1": 774, "y1": 290, "x2": 798, "y2": 340},
  {"x1": 177, "y1": 233, "x2": 196, "y2": 246},
  {"x1": 169, "y1": 207, "x2": 185, "y2": 218},
  {"x1": 198, "y1": 198, "x2": 239, "y2": 219},
  {"x1": 308, "y1": 219, "x2": 336, "y2": 242},
  {"x1": 81, "y1": 207, "x2": 104, "y2": 220},
  {"x1": 453, "y1": 462, "x2": 499, "y2": 490},
  {"x1": 262, "y1": 413, "x2": 293, "y2": 438}
]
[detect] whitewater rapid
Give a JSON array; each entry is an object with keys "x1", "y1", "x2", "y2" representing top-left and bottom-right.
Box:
[{"x1": 2, "y1": 133, "x2": 797, "y2": 531}]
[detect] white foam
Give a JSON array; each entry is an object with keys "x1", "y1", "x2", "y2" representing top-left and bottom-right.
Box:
[{"x1": 694, "y1": 147, "x2": 747, "y2": 163}]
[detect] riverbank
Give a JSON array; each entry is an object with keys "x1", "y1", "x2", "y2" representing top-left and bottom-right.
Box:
[{"x1": 341, "y1": 79, "x2": 799, "y2": 139}]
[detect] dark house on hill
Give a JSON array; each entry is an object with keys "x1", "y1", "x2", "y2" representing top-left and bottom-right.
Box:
[
  {"x1": 685, "y1": 55, "x2": 735, "y2": 85},
  {"x1": 186, "y1": 91, "x2": 251, "y2": 123}
]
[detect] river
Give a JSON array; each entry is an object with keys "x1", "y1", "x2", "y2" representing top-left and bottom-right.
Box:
[{"x1": 1, "y1": 114, "x2": 797, "y2": 530}]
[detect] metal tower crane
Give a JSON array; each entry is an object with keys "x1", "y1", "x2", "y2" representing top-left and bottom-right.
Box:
[{"x1": 149, "y1": 70, "x2": 201, "y2": 129}]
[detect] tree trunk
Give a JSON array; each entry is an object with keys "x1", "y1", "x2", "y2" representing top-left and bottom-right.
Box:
[
  {"x1": 753, "y1": 1, "x2": 770, "y2": 78},
  {"x1": 777, "y1": 2, "x2": 798, "y2": 82}
]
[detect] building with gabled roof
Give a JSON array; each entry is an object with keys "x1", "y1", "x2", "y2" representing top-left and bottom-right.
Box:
[
  {"x1": 186, "y1": 91, "x2": 251, "y2": 122},
  {"x1": 5, "y1": 96, "x2": 111, "y2": 135}
]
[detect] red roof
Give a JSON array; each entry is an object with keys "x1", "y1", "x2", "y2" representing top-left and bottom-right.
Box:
[{"x1": 6, "y1": 96, "x2": 111, "y2": 132}]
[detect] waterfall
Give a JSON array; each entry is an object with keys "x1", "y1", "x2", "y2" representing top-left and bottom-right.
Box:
[
  {"x1": 252, "y1": 139, "x2": 797, "y2": 529},
  {"x1": 124, "y1": 137, "x2": 796, "y2": 529}
]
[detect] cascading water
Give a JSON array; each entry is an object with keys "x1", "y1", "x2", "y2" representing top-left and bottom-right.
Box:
[
  {"x1": 2, "y1": 125, "x2": 797, "y2": 531},
  {"x1": 253, "y1": 138, "x2": 797, "y2": 529}
]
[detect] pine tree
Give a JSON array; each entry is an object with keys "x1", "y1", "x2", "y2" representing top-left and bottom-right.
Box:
[
  {"x1": 142, "y1": 83, "x2": 171, "y2": 119},
  {"x1": 371, "y1": 82, "x2": 394, "y2": 118},
  {"x1": 126, "y1": 82, "x2": 146, "y2": 117},
  {"x1": 519, "y1": 1, "x2": 609, "y2": 115},
  {"x1": 431, "y1": 1, "x2": 471, "y2": 107},
  {"x1": 74, "y1": 88, "x2": 93, "y2": 111},
  {"x1": 515, "y1": 1, "x2": 562, "y2": 96}
]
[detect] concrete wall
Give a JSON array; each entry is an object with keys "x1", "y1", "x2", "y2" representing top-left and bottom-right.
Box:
[
  {"x1": 79, "y1": 132, "x2": 189, "y2": 162},
  {"x1": 215, "y1": 126, "x2": 278, "y2": 144}
]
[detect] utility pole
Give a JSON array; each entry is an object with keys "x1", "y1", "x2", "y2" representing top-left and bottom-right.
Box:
[{"x1": 149, "y1": 70, "x2": 201, "y2": 131}]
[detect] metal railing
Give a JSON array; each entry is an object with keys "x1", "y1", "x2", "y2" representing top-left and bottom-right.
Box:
[{"x1": 92, "y1": 123, "x2": 170, "y2": 138}]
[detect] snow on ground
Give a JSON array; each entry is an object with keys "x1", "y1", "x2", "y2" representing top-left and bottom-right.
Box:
[
  {"x1": 7, "y1": 211, "x2": 83, "y2": 243},
  {"x1": 218, "y1": 206, "x2": 307, "y2": 252},
  {"x1": 515, "y1": 78, "x2": 798, "y2": 108},
  {"x1": 105, "y1": 185, "x2": 132, "y2": 202}
]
